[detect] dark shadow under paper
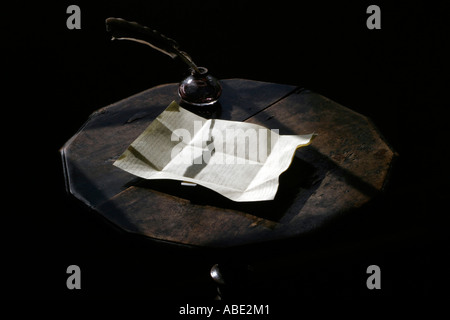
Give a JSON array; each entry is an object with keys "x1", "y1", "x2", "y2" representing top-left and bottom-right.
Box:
[{"x1": 126, "y1": 155, "x2": 319, "y2": 225}]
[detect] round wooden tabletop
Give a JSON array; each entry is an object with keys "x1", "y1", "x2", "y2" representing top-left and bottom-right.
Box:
[{"x1": 60, "y1": 79, "x2": 395, "y2": 248}]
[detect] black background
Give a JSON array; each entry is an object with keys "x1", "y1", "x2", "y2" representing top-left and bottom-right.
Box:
[{"x1": 3, "y1": 0, "x2": 448, "y2": 306}]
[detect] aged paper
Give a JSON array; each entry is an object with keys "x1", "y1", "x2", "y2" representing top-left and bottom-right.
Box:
[{"x1": 114, "y1": 101, "x2": 315, "y2": 201}]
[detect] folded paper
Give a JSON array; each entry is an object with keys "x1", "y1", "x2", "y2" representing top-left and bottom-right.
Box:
[{"x1": 113, "y1": 101, "x2": 315, "y2": 201}]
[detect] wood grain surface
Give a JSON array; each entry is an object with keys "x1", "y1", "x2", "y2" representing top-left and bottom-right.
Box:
[{"x1": 61, "y1": 79, "x2": 395, "y2": 248}]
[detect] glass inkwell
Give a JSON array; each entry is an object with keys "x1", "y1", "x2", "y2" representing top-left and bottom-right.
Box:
[
  {"x1": 178, "y1": 67, "x2": 222, "y2": 106},
  {"x1": 178, "y1": 66, "x2": 222, "y2": 118}
]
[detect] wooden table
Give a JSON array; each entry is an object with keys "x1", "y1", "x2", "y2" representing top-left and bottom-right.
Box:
[{"x1": 60, "y1": 79, "x2": 395, "y2": 248}]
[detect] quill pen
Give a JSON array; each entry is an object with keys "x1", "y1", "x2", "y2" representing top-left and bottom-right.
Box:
[{"x1": 105, "y1": 17, "x2": 200, "y2": 73}]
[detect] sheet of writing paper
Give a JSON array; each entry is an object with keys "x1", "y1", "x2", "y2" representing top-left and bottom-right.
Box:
[{"x1": 114, "y1": 101, "x2": 315, "y2": 202}]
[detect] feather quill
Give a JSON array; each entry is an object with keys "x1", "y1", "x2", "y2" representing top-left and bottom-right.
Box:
[{"x1": 105, "y1": 17, "x2": 200, "y2": 73}]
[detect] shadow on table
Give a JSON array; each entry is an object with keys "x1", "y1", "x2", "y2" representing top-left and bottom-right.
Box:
[{"x1": 126, "y1": 155, "x2": 319, "y2": 225}]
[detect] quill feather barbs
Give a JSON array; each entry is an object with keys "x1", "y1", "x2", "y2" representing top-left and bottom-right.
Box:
[{"x1": 105, "y1": 17, "x2": 200, "y2": 73}]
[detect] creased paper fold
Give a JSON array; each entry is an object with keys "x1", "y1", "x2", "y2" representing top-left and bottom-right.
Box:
[{"x1": 114, "y1": 101, "x2": 315, "y2": 202}]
